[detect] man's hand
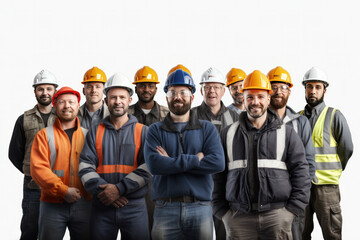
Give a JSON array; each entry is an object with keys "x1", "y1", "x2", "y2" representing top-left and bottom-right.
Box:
[
  {"x1": 64, "y1": 187, "x2": 81, "y2": 203},
  {"x1": 112, "y1": 196, "x2": 129, "y2": 208},
  {"x1": 196, "y1": 152, "x2": 204, "y2": 161},
  {"x1": 97, "y1": 184, "x2": 120, "y2": 206},
  {"x1": 156, "y1": 146, "x2": 169, "y2": 157}
]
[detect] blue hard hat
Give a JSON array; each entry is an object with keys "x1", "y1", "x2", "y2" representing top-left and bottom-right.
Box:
[{"x1": 164, "y1": 69, "x2": 196, "y2": 93}]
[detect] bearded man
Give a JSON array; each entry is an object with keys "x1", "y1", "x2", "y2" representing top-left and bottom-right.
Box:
[
  {"x1": 267, "y1": 66, "x2": 316, "y2": 240},
  {"x1": 144, "y1": 69, "x2": 225, "y2": 240}
]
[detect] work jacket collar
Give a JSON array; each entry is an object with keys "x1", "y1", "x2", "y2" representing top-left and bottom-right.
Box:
[{"x1": 161, "y1": 109, "x2": 202, "y2": 132}]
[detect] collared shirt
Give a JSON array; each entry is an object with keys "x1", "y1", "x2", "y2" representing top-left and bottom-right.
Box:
[
  {"x1": 227, "y1": 103, "x2": 243, "y2": 115},
  {"x1": 81, "y1": 104, "x2": 104, "y2": 129},
  {"x1": 192, "y1": 101, "x2": 239, "y2": 133},
  {"x1": 128, "y1": 101, "x2": 169, "y2": 127}
]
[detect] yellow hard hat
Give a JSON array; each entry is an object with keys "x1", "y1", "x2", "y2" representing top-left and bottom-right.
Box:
[
  {"x1": 133, "y1": 66, "x2": 159, "y2": 84},
  {"x1": 267, "y1": 66, "x2": 293, "y2": 88},
  {"x1": 241, "y1": 70, "x2": 272, "y2": 94},
  {"x1": 167, "y1": 64, "x2": 192, "y2": 76},
  {"x1": 226, "y1": 68, "x2": 246, "y2": 87},
  {"x1": 82, "y1": 66, "x2": 107, "y2": 84}
]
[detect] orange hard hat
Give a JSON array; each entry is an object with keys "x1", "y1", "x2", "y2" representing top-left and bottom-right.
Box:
[
  {"x1": 167, "y1": 64, "x2": 192, "y2": 76},
  {"x1": 267, "y1": 66, "x2": 293, "y2": 88},
  {"x1": 52, "y1": 86, "x2": 81, "y2": 106},
  {"x1": 133, "y1": 66, "x2": 159, "y2": 84},
  {"x1": 240, "y1": 70, "x2": 272, "y2": 94},
  {"x1": 82, "y1": 66, "x2": 107, "y2": 84},
  {"x1": 226, "y1": 68, "x2": 246, "y2": 87}
]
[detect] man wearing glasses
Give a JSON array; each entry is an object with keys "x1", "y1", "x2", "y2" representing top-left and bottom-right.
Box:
[
  {"x1": 192, "y1": 67, "x2": 239, "y2": 240},
  {"x1": 144, "y1": 69, "x2": 225, "y2": 240},
  {"x1": 267, "y1": 66, "x2": 316, "y2": 240}
]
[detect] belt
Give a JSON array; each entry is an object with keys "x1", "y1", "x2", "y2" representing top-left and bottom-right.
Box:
[{"x1": 158, "y1": 196, "x2": 199, "y2": 203}]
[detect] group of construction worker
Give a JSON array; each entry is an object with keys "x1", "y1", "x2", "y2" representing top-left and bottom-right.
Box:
[{"x1": 8, "y1": 64, "x2": 353, "y2": 240}]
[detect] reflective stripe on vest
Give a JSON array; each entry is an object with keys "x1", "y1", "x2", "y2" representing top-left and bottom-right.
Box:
[
  {"x1": 46, "y1": 126, "x2": 88, "y2": 177},
  {"x1": 311, "y1": 107, "x2": 341, "y2": 185},
  {"x1": 95, "y1": 123, "x2": 143, "y2": 174},
  {"x1": 227, "y1": 122, "x2": 287, "y2": 171}
]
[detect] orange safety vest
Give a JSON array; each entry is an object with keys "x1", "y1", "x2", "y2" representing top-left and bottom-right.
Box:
[{"x1": 95, "y1": 123, "x2": 143, "y2": 174}]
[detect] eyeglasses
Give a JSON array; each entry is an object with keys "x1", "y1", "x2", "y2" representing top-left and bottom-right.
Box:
[
  {"x1": 56, "y1": 99, "x2": 77, "y2": 106},
  {"x1": 166, "y1": 90, "x2": 192, "y2": 98},
  {"x1": 271, "y1": 85, "x2": 289, "y2": 93},
  {"x1": 203, "y1": 85, "x2": 223, "y2": 92}
]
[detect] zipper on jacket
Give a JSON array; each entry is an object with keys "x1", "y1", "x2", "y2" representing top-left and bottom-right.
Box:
[{"x1": 179, "y1": 132, "x2": 185, "y2": 154}]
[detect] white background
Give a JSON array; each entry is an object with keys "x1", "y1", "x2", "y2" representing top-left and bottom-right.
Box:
[{"x1": 1, "y1": 0, "x2": 359, "y2": 239}]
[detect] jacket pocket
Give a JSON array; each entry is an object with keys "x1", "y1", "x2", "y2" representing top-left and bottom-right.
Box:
[
  {"x1": 260, "y1": 168, "x2": 291, "y2": 202},
  {"x1": 226, "y1": 169, "x2": 246, "y2": 203},
  {"x1": 330, "y1": 204, "x2": 342, "y2": 234}
]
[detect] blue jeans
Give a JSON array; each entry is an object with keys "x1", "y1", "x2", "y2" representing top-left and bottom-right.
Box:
[
  {"x1": 21, "y1": 176, "x2": 41, "y2": 240},
  {"x1": 38, "y1": 198, "x2": 91, "y2": 240},
  {"x1": 90, "y1": 198, "x2": 149, "y2": 240},
  {"x1": 152, "y1": 200, "x2": 213, "y2": 240}
]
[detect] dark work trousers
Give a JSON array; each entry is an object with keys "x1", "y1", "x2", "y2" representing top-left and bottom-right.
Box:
[
  {"x1": 222, "y1": 207, "x2": 294, "y2": 240},
  {"x1": 214, "y1": 216, "x2": 227, "y2": 240},
  {"x1": 303, "y1": 184, "x2": 342, "y2": 240},
  {"x1": 145, "y1": 181, "x2": 154, "y2": 239},
  {"x1": 90, "y1": 197, "x2": 149, "y2": 240},
  {"x1": 20, "y1": 176, "x2": 41, "y2": 240},
  {"x1": 291, "y1": 210, "x2": 305, "y2": 240}
]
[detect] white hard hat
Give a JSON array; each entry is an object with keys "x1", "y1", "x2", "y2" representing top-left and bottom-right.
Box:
[
  {"x1": 104, "y1": 72, "x2": 134, "y2": 96},
  {"x1": 33, "y1": 70, "x2": 58, "y2": 88},
  {"x1": 200, "y1": 67, "x2": 225, "y2": 85},
  {"x1": 302, "y1": 67, "x2": 329, "y2": 88}
]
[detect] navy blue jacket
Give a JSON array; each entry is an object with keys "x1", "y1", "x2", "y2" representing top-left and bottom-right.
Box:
[
  {"x1": 144, "y1": 110, "x2": 225, "y2": 201},
  {"x1": 212, "y1": 110, "x2": 311, "y2": 219}
]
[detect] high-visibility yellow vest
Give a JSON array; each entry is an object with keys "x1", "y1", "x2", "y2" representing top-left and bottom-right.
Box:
[{"x1": 300, "y1": 106, "x2": 342, "y2": 185}]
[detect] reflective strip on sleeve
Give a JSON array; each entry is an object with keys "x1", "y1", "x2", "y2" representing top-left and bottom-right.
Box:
[
  {"x1": 52, "y1": 170, "x2": 64, "y2": 177},
  {"x1": 125, "y1": 172, "x2": 146, "y2": 188},
  {"x1": 79, "y1": 162, "x2": 96, "y2": 171},
  {"x1": 81, "y1": 171, "x2": 101, "y2": 184}
]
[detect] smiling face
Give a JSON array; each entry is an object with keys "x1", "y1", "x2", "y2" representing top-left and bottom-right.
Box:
[
  {"x1": 244, "y1": 89, "x2": 270, "y2": 119},
  {"x1": 135, "y1": 82, "x2": 157, "y2": 103},
  {"x1": 201, "y1": 82, "x2": 225, "y2": 107},
  {"x1": 166, "y1": 85, "x2": 193, "y2": 116},
  {"x1": 34, "y1": 84, "x2": 56, "y2": 106},
  {"x1": 228, "y1": 80, "x2": 244, "y2": 105},
  {"x1": 105, "y1": 88, "x2": 132, "y2": 118},
  {"x1": 305, "y1": 81, "x2": 326, "y2": 108},
  {"x1": 270, "y1": 82, "x2": 291, "y2": 110},
  {"x1": 54, "y1": 93, "x2": 80, "y2": 122},
  {"x1": 83, "y1": 82, "x2": 104, "y2": 105}
]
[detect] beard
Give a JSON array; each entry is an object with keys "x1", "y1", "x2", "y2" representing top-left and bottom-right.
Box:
[
  {"x1": 138, "y1": 92, "x2": 155, "y2": 104},
  {"x1": 109, "y1": 104, "x2": 128, "y2": 117},
  {"x1": 36, "y1": 95, "x2": 52, "y2": 106},
  {"x1": 270, "y1": 94, "x2": 289, "y2": 109},
  {"x1": 247, "y1": 104, "x2": 267, "y2": 119},
  {"x1": 232, "y1": 92, "x2": 243, "y2": 105},
  {"x1": 306, "y1": 94, "x2": 324, "y2": 108},
  {"x1": 168, "y1": 99, "x2": 192, "y2": 116}
]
